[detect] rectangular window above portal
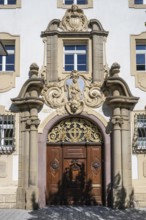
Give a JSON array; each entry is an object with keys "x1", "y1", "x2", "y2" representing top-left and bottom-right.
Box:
[{"x1": 58, "y1": 38, "x2": 92, "y2": 78}]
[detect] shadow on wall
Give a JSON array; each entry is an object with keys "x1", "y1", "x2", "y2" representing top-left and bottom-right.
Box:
[
  {"x1": 107, "y1": 173, "x2": 135, "y2": 209},
  {"x1": 31, "y1": 192, "x2": 39, "y2": 210},
  {"x1": 46, "y1": 162, "x2": 100, "y2": 206}
]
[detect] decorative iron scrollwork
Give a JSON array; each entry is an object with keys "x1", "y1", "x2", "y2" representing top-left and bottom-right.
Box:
[{"x1": 48, "y1": 118, "x2": 102, "y2": 143}]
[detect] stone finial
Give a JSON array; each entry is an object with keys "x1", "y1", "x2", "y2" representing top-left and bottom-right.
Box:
[
  {"x1": 29, "y1": 63, "x2": 39, "y2": 78},
  {"x1": 110, "y1": 63, "x2": 120, "y2": 77}
]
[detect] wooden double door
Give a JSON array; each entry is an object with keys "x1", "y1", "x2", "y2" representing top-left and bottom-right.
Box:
[{"x1": 46, "y1": 144, "x2": 102, "y2": 205}]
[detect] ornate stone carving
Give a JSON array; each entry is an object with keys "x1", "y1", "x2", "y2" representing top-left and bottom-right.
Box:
[
  {"x1": 47, "y1": 118, "x2": 102, "y2": 143},
  {"x1": 60, "y1": 5, "x2": 88, "y2": 32},
  {"x1": 42, "y1": 70, "x2": 104, "y2": 115}
]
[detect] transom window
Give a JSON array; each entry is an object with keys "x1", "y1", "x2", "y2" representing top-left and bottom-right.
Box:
[
  {"x1": 64, "y1": 44, "x2": 87, "y2": 71},
  {"x1": 0, "y1": 43, "x2": 15, "y2": 72},
  {"x1": 0, "y1": 114, "x2": 15, "y2": 154},
  {"x1": 136, "y1": 43, "x2": 146, "y2": 71},
  {"x1": 0, "y1": 0, "x2": 16, "y2": 5},
  {"x1": 64, "y1": 0, "x2": 87, "y2": 4}
]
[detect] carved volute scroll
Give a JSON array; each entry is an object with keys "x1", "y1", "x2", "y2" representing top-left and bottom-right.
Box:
[
  {"x1": 47, "y1": 118, "x2": 102, "y2": 143},
  {"x1": 42, "y1": 70, "x2": 104, "y2": 115}
]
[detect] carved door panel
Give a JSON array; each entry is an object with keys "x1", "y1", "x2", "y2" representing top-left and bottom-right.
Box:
[
  {"x1": 63, "y1": 158, "x2": 86, "y2": 204},
  {"x1": 87, "y1": 145, "x2": 102, "y2": 204},
  {"x1": 46, "y1": 146, "x2": 62, "y2": 204}
]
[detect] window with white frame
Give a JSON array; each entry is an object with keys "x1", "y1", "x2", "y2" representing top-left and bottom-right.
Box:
[
  {"x1": 64, "y1": 0, "x2": 87, "y2": 4},
  {"x1": 0, "y1": 0, "x2": 16, "y2": 5},
  {"x1": 136, "y1": 43, "x2": 146, "y2": 71},
  {"x1": 57, "y1": 0, "x2": 93, "y2": 8},
  {"x1": 0, "y1": 43, "x2": 15, "y2": 71},
  {"x1": 0, "y1": 114, "x2": 15, "y2": 154},
  {"x1": 64, "y1": 44, "x2": 87, "y2": 72}
]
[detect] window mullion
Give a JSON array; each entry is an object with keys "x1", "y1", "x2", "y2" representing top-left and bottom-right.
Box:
[
  {"x1": 3, "y1": 56, "x2": 6, "y2": 71},
  {"x1": 74, "y1": 53, "x2": 77, "y2": 70}
]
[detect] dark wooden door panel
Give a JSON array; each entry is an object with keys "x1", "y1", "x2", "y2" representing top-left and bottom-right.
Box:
[
  {"x1": 46, "y1": 144, "x2": 102, "y2": 205},
  {"x1": 87, "y1": 146, "x2": 102, "y2": 204},
  {"x1": 46, "y1": 146, "x2": 62, "y2": 204}
]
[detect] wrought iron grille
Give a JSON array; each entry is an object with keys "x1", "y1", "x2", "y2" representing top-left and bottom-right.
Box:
[
  {"x1": 133, "y1": 113, "x2": 146, "y2": 153},
  {"x1": 47, "y1": 118, "x2": 102, "y2": 143},
  {"x1": 0, "y1": 114, "x2": 15, "y2": 154}
]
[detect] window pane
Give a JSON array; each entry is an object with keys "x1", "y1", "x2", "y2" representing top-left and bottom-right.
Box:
[
  {"x1": 5, "y1": 45, "x2": 15, "y2": 52},
  {"x1": 0, "y1": 56, "x2": 2, "y2": 64},
  {"x1": 0, "y1": 65, "x2": 2, "y2": 71},
  {"x1": 77, "y1": 65, "x2": 87, "y2": 71},
  {"x1": 6, "y1": 65, "x2": 15, "y2": 71},
  {"x1": 136, "y1": 65, "x2": 146, "y2": 71},
  {"x1": 136, "y1": 54, "x2": 145, "y2": 64},
  {"x1": 77, "y1": 0, "x2": 87, "y2": 4},
  {"x1": 77, "y1": 54, "x2": 86, "y2": 64},
  {"x1": 76, "y1": 45, "x2": 87, "y2": 50},
  {"x1": 65, "y1": 54, "x2": 74, "y2": 64},
  {"x1": 65, "y1": 45, "x2": 75, "y2": 51},
  {"x1": 8, "y1": 0, "x2": 16, "y2": 4},
  {"x1": 65, "y1": 65, "x2": 74, "y2": 71},
  {"x1": 136, "y1": 45, "x2": 146, "y2": 50},
  {"x1": 6, "y1": 54, "x2": 15, "y2": 64},
  {"x1": 135, "y1": 0, "x2": 143, "y2": 4},
  {"x1": 65, "y1": 0, "x2": 74, "y2": 5},
  {"x1": 0, "y1": 0, "x2": 4, "y2": 4}
]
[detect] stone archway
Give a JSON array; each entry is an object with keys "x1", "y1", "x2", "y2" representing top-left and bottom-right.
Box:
[{"x1": 38, "y1": 113, "x2": 111, "y2": 208}]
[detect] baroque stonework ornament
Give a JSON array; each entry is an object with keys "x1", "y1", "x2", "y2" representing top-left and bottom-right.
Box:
[
  {"x1": 60, "y1": 4, "x2": 88, "y2": 32},
  {"x1": 42, "y1": 70, "x2": 104, "y2": 115},
  {"x1": 47, "y1": 118, "x2": 102, "y2": 143}
]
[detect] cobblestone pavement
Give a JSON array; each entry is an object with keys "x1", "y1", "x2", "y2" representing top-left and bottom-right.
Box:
[{"x1": 0, "y1": 206, "x2": 146, "y2": 220}]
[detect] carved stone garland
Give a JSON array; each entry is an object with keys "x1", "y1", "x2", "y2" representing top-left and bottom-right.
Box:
[
  {"x1": 42, "y1": 70, "x2": 104, "y2": 115},
  {"x1": 47, "y1": 118, "x2": 102, "y2": 143}
]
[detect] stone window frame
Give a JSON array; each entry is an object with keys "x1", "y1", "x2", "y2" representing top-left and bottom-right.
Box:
[
  {"x1": 129, "y1": 0, "x2": 146, "y2": 8},
  {"x1": 0, "y1": 33, "x2": 20, "y2": 93},
  {"x1": 57, "y1": 0, "x2": 93, "y2": 9},
  {"x1": 58, "y1": 37, "x2": 92, "y2": 78},
  {"x1": 0, "y1": 0, "x2": 21, "y2": 9},
  {"x1": 130, "y1": 32, "x2": 146, "y2": 91}
]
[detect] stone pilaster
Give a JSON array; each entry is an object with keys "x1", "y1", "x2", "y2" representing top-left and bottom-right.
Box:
[{"x1": 12, "y1": 63, "x2": 44, "y2": 209}]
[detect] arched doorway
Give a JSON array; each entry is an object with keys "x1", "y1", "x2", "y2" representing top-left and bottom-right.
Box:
[{"x1": 46, "y1": 117, "x2": 104, "y2": 205}]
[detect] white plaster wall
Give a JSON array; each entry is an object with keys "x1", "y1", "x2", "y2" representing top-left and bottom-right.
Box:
[{"x1": 0, "y1": 0, "x2": 145, "y2": 111}]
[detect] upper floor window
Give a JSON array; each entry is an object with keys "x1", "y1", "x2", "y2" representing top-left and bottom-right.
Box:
[
  {"x1": 0, "y1": 0, "x2": 16, "y2": 5},
  {"x1": 0, "y1": 114, "x2": 15, "y2": 154},
  {"x1": 64, "y1": 44, "x2": 87, "y2": 71},
  {"x1": 57, "y1": 0, "x2": 93, "y2": 8},
  {"x1": 135, "y1": 0, "x2": 144, "y2": 4},
  {"x1": 130, "y1": 32, "x2": 146, "y2": 91},
  {"x1": 64, "y1": 0, "x2": 87, "y2": 4},
  {"x1": 0, "y1": 0, "x2": 21, "y2": 8},
  {"x1": 0, "y1": 33, "x2": 20, "y2": 93},
  {"x1": 129, "y1": 0, "x2": 146, "y2": 8},
  {"x1": 0, "y1": 44, "x2": 15, "y2": 71}
]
